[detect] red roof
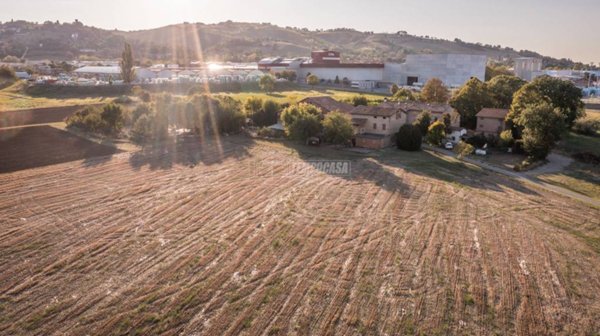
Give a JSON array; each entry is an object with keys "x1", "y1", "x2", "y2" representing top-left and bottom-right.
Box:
[
  {"x1": 476, "y1": 108, "x2": 509, "y2": 119},
  {"x1": 300, "y1": 63, "x2": 384, "y2": 69}
]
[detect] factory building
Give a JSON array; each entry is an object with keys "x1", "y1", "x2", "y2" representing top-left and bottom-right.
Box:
[
  {"x1": 384, "y1": 54, "x2": 487, "y2": 87},
  {"x1": 514, "y1": 57, "x2": 543, "y2": 81},
  {"x1": 259, "y1": 50, "x2": 487, "y2": 88}
]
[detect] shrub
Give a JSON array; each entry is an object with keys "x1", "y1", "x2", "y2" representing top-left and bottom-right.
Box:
[
  {"x1": 139, "y1": 91, "x2": 151, "y2": 102},
  {"x1": 391, "y1": 88, "x2": 417, "y2": 102},
  {"x1": 113, "y1": 95, "x2": 133, "y2": 104},
  {"x1": 572, "y1": 118, "x2": 600, "y2": 137},
  {"x1": 131, "y1": 85, "x2": 143, "y2": 96},
  {"x1": 259, "y1": 75, "x2": 275, "y2": 92},
  {"x1": 307, "y1": 74, "x2": 319, "y2": 86},
  {"x1": 131, "y1": 104, "x2": 152, "y2": 124},
  {"x1": 0, "y1": 66, "x2": 16, "y2": 79},
  {"x1": 322, "y1": 111, "x2": 354, "y2": 145},
  {"x1": 280, "y1": 104, "x2": 322, "y2": 141},
  {"x1": 454, "y1": 141, "x2": 474, "y2": 158},
  {"x1": 499, "y1": 130, "x2": 514, "y2": 148},
  {"x1": 257, "y1": 127, "x2": 283, "y2": 138},
  {"x1": 413, "y1": 111, "x2": 431, "y2": 135},
  {"x1": 216, "y1": 97, "x2": 245, "y2": 134},
  {"x1": 65, "y1": 106, "x2": 106, "y2": 133},
  {"x1": 130, "y1": 114, "x2": 155, "y2": 143},
  {"x1": 465, "y1": 134, "x2": 487, "y2": 148},
  {"x1": 426, "y1": 121, "x2": 446, "y2": 146},
  {"x1": 244, "y1": 97, "x2": 279, "y2": 127},
  {"x1": 352, "y1": 95, "x2": 368, "y2": 107},
  {"x1": 100, "y1": 104, "x2": 124, "y2": 134},
  {"x1": 396, "y1": 124, "x2": 422, "y2": 151}
]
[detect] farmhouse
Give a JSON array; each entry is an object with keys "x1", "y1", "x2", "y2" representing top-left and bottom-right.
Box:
[
  {"x1": 350, "y1": 105, "x2": 407, "y2": 149},
  {"x1": 476, "y1": 108, "x2": 509, "y2": 136},
  {"x1": 299, "y1": 96, "x2": 355, "y2": 114},
  {"x1": 348, "y1": 101, "x2": 460, "y2": 149},
  {"x1": 380, "y1": 101, "x2": 461, "y2": 127}
]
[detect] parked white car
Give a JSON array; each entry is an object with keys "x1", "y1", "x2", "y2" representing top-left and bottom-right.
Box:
[
  {"x1": 475, "y1": 149, "x2": 487, "y2": 156},
  {"x1": 444, "y1": 142, "x2": 454, "y2": 150}
]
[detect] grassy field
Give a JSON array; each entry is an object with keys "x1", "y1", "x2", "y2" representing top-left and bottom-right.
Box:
[
  {"x1": 0, "y1": 81, "x2": 386, "y2": 112},
  {"x1": 538, "y1": 162, "x2": 600, "y2": 200},
  {"x1": 556, "y1": 131, "x2": 600, "y2": 157},
  {"x1": 0, "y1": 82, "x2": 107, "y2": 112},
  {"x1": 220, "y1": 88, "x2": 386, "y2": 104}
]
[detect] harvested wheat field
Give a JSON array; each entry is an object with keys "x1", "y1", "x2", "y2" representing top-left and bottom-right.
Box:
[{"x1": 0, "y1": 137, "x2": 599, "y2": 336}]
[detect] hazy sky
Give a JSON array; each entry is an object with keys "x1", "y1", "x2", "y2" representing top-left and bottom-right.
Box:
[{"x1": 1, "y1": 0, "x2": 598, "y2": 63}]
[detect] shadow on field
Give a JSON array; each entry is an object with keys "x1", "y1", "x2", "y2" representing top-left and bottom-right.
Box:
[
  {"x1": 272, "y1": 140, "x2": 411, "y2": 194},
  {"x1": 128, "y1": 134, "x2": 254, "y2": 170},
  {"x1": 0, "y1": 126, "x2": 120, "y2": 174},
  {"x1": 378, "y1": 150, "x2": 540, "y2": 196},
  {"x1": 275, "y1": 140, "x2": 540, "y2": 196}
]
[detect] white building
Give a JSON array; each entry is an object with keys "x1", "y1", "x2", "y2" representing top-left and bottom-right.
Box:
[
  {"x1": 384, "y1": 54, "x2": 487, "y2": 88},
  {"x1": 514, "y1": 57, "x2": 542, "y2": 81},
  {"x1": 260, "y1": 51, "x2": 487, "y2": 88},
  {"x1": 73, "y1": 66, "x2": 121, "y2": 80}
]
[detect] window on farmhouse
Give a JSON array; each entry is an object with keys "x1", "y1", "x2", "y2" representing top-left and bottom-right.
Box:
[
  {"x1": 382, "y1": 124, "x2": 386, "y2": 131},
  {"x1": 373, "y1": 123, "x2": 377, "y2": 130}
]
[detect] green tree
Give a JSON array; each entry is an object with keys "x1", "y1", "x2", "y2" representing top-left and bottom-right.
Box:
[
  {"x1": 390, "y1": 83, "x2": 399, "y2": 95},
  {"x1": 131, "y1": 104, "x2": 152, "y2": 125},
  {"x1": 280, "y1": 103, "x2": 322, "y2": 126},
  {"x1": 391, "y1": 88, "x2": 417, "y2": 101},
  {"x1": 130, "y1": 114, "x2": 154, "y2": 143},
  {"x1": 396, "y1": 124, "x2": 422, "y2": 151},
  {"x1": 442, "y1": 113, "x2": 452, "y2": 133},
  {"x1": 0, "y1": 65, "x2": 16, "y2": 80},
  {"x1": 487, "y1": 75, "x2": 526, "y2": 109},
  {"x1": 100, "y1": 103, "x2": 124, "y2": 134},
  {"x1": 352, "y1": 95, "x2": 368, "y2": 106},
  {"x1": 322, "y1": 111, "x2": 354, "y2": 145},
  {"x1": 420, "y1": 78, "x2": 449, "y2": 103},
  {"x1": 515, "y1": 102, "x2": 565, "y2": 159},
  {"x1": 243, "y1": 97, "x2": 263, "y2": 118},
  {"x1": 509, "y1": 76, "x2": 584, "y2": 128},
  {"x1": 485, "y1": 64, "x2": 513, "y2": 81},
  {"x1": 450, "y1": 77, "x2": 494, "y2": 129},
  {"x1": 259, "y1": 75, "x2": 275, "y2": 92},
  {"x1": 261, "y1": 99, "x2": 281, "y2": 126},
  {"x1": 280, "y1": 103, "x2": 323, "y2": 141},
  {"x1": 120, "y1": 42, "x2": 135, "y2": 84},
  {"x1": 307, "y1": 74, "x2": 319, "y2": 86},
  {"x1": 216, "y1": 97, "x2": 245, "y2": 134},
  {"x1": 426, "y1": 121, "x2": 446, "y2": 146},
  {"x1": 499, "y1": 130, "x2": 514, "y2": 148},
  {"x1": 413, "y1": 110, "x2": 431, "y2": 135}
]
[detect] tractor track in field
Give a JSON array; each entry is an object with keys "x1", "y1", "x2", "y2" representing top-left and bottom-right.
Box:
[{"x1": 0, "y1": 137, "x2": 599, "y2": 335}]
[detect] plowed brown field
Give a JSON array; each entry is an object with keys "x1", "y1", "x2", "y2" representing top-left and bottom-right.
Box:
[{"x1": 0, "y1": 137, "x2": 599, "y2": 336}]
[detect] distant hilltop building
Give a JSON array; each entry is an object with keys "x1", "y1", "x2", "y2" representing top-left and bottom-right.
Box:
[
  {"x1": 259, "y1": 50, "x2": 487, "y2": 88},
  {"x1": 513, "y1": 57, "x2": 543, "y2": 81}
]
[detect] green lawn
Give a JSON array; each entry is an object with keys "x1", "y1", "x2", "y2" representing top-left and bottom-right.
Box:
[
  {"x1": 539, "y1": 162, "x2": 600, "y2": 200},
  {"x1": 556, "y1": 131, "x2": 600, "y2": 157},
  {"x1": 0, "y1": 82, "x2": 105, "y2": 112}
]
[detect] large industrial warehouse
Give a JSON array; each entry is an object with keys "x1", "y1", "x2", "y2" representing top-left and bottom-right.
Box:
[{"x1": 259, "y1": 50, "x2": 487, "y2": 88}]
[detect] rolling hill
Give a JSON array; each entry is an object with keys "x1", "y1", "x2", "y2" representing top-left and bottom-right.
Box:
[{"x1": 0, "y1": 20, "x2": 592, "y2": 69}]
